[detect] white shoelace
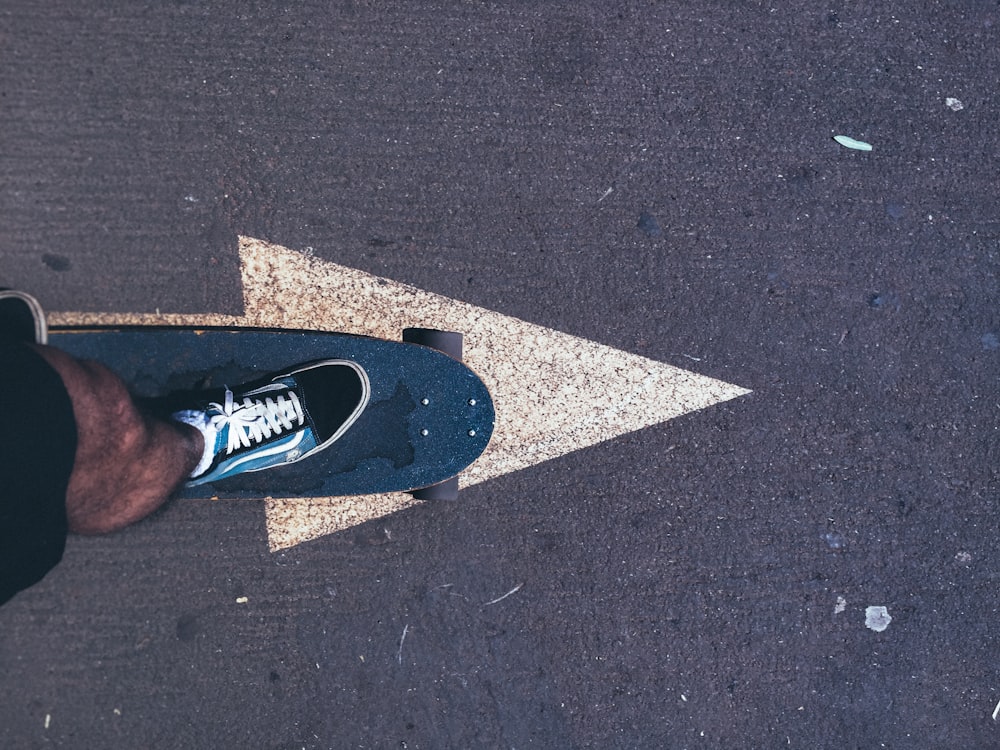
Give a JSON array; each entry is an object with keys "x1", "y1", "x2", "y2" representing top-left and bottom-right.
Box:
[{"x1": 209, "y1": 386, "x2": 305, "y2": 454}]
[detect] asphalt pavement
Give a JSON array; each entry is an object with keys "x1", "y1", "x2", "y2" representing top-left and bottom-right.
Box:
[{"x1": 1, "y1": 2, "x2": 999, "y2": 748}]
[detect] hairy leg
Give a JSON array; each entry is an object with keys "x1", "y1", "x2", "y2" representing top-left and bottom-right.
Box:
[{"x1": 32, "y1": 346, "x2": 203, "y2": 535}]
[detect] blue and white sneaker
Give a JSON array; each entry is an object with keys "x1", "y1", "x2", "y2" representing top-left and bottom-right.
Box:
[
  {"x1": 173, "y1": 360, "x2": 370, "y2": 486},
  {"x1": 0, "y1": 289, "x2": 47, "y2": 345}
]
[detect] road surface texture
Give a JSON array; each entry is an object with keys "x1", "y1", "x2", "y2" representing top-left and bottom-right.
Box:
[{"x1": 1, "y1": 2, "x2": 998, "y2": 748}]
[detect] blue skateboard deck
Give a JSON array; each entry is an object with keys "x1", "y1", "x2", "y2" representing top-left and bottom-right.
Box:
[{"x1": 49, "y1": 327, "x2": 494, "y2": 499}]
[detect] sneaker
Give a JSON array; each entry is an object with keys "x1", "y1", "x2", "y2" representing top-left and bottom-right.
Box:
[
  {"x1": 174, "y1": 360, "x2": 370, "y2": 486},
  {"x1": 0, "y1": 289, "x2": 47, "y2": 344}
]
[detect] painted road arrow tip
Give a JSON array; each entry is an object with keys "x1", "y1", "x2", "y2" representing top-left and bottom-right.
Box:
[
  {"x1": 236, "y1": 238, "x2": 750, "y2": 550},
  {"x1": 52, "y1": 236, "x2": 751, "y2": 551}
]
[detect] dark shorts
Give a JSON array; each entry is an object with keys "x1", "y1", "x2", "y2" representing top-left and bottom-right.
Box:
[{"x1": 0, "y1": 342, "x2": 77, "y2": 605}]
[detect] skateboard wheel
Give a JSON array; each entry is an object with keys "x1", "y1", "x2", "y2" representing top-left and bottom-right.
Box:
[
  {"x1": 403, "y1": 328, "x2": 463, "y2": 360},
  {"x1": 410, "y1": 476, "x2": 459, "y2": 501}
]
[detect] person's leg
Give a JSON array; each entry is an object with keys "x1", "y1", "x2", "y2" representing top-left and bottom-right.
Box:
[
  {"x1": 1, "y1": 342, "x2": 76, "y2": 605},
  {"x1": 31, "y1": 345, "x2": 203, "y2": 535}
]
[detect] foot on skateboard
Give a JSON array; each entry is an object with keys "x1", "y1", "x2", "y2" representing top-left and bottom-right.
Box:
[
  {"x1": 53, "y1": 328, "x2": 494, "y2": 498},
  {"x1": 173, "y1": 360, "x2": 371, "y2": 486}
]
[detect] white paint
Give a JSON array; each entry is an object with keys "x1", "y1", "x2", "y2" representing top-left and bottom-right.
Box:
[
  {"x1": 52, "y1": 236, "x2": 751, "y2": 551},
  {"x1": 833, "y1": 135, "x2": 873, "y2": 152},
  {"x1": 865, "y1": 606, "x2": 892, "y2": 632}
]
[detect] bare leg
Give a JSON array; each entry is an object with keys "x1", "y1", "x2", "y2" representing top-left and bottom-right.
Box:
[{"x1": 32, "y1": 346, "x2": 203, "y2": 535}]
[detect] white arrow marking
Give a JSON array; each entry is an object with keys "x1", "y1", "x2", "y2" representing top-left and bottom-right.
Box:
[{"x1": 51, "y1": 236, "x2": 750, "y2": 551}]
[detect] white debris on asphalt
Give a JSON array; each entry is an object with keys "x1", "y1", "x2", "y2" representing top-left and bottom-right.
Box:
[
  {"x1": 945, "y1": 97, "x2": 964, "y2": 111},
  {"x1": 865, "y1": 606, "x2": 892, "y2": 632},
  {"x1": 833, "y1": 135, "x2": 873, "y2": 151},
  {"x1": 834, "y1": 596, "x2": 847, "y2": 615}
]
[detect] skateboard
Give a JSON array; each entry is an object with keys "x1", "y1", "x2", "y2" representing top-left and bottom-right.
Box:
[{"x1": 49, "y1": 326, "x2": 494, "y2": 501}]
